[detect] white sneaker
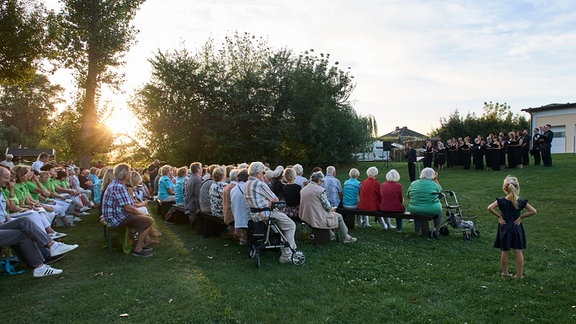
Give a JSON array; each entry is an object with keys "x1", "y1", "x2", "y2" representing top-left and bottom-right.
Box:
[
  {"x1": 79, "y1": 206, "x2": 91, "y2": 212},
  {"x1": 33, "y1": 264, "x2": 63, "y2": 277},
  {"x1": 73, "y1": 217, "x2": 82, "y2": 221},
  {"x1": 343, "y1": 235, "x2": 357, "y2": 243},
  {"x1": 49, "y1": 232, "x2": 68, "y2": 239},
  {"x1": 76, "y1": 211, "x2": 89, "y2": 216},
  {"x1": 50, "y1": 242, "x2": 79, "y2": 257},
  {"x1": 388, "y1": 224, "x2": 396, "y2": 229}
]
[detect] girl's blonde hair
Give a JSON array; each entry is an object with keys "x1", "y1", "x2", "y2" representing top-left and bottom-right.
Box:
[{"x1": 503, "y1": 175, "x2": 520, "y2": 209}]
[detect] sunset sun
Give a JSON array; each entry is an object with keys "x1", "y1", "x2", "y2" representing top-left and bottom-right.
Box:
[{"x1": 103, "y1": 108, "x2": 140, "y2": 137}]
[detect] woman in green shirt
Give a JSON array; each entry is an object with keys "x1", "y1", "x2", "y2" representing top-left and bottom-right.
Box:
[{"x1": 407, "y1": 167, "x2": 443, "y2": 237}]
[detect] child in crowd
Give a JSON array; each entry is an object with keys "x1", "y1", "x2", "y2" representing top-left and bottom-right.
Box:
[{"x1": 487, "y1": 175, "x2": 537, "y2": 279}]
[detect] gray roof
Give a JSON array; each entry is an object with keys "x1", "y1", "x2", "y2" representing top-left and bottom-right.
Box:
[
  {"x1": 521, "y1": 102, "x2": 576, "y2": 113},
  {"x1": 383, "y1": 126, "x2": 426, "y2": 139},
  {"x1": 5, "y1": 148, "x2": 55, "y2": 158}
]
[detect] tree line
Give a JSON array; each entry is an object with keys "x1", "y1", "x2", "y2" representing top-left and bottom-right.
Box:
[{"x1": 131, "y1": 32, "x2": 372, "y2": 167}]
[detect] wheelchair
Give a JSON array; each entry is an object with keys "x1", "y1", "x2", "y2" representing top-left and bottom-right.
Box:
[{"x1": 247, "y1": 215, "x2": 306, "y2": 268}]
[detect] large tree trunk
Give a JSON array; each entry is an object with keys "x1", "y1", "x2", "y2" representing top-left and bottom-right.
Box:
[{"x1": 78, "y1": 50, "x2": 99, "y2": 169}]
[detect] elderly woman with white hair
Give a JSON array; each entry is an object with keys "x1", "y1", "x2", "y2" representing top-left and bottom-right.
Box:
[
  {"x1": 1, "y1": 154, "x2": 15, "y2": 169},
  {"x1": 407, "y1": 167, "x2": 443, "y2": 237},
  {"x1": 292, "y1": 164, "x2": 308, "y2": 188},
  {"x1": 299, "y1": 172, "x2": 357, "y2": 243},
  {"x1": 358, "y1": 166, "x2": 381, "y2": 228},
  {"x1": 379, "y1": 169, "x2": 403, "y2": 232}
]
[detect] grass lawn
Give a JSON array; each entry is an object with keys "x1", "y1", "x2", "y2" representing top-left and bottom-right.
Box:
[{"x1": 2, "y1": 155, "x2": 575, "y2": 323}]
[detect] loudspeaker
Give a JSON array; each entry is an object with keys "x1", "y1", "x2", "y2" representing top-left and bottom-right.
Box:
[{"x1": 382, "y1": 141, "x2": 392, "y2": 151}]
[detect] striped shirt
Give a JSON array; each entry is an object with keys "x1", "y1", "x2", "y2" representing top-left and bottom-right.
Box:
[{"x1": 244, "y1": 176, "x2": 276, "y2": 221}]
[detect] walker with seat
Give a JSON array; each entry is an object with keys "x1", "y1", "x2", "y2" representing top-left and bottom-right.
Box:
[
  {"x1": 431, "y1": 190, "x2": 480, "y2": 240},
  {"x1": 247, "y1": 202, "x2": 306, "y2": 268}
]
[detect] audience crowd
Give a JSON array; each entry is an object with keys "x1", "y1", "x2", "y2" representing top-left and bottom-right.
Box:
[{"x1": 0, "y1": 126, "x2": 556, "y2": 275}]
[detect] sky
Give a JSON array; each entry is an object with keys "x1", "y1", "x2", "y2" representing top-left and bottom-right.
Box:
[{"x1": 47, "y1": 0, "x2": 576, "y2": 136}]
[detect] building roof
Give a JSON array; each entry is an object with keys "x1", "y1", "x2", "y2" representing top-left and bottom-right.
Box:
[
  {"x1": 521, "y1": 102, "x2": 576, "y2": 113},
  {"x1": 5, "y1": 148, "x2": 55, "y2": 158},
  {"x1": 383, "y1": 126, "x2": 426, "y2": 139}
]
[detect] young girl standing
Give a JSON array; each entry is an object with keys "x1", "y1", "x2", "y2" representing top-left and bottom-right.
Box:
[{"x1": 487, "y1": 175, "x2": 537, "y2": 279}]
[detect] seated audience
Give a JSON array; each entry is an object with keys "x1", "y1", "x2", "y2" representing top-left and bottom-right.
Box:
[
  {"x1": 407, "y1": 167, "x2": 443, "y2": 237},
  {"x1": 321, "y1": 166, "x2": 342, "y2": 208},
  {"x1": 231, "y1": 168, "x2": 250, "y2": 245},
  {"x1": 292, "y1": 164, "x2": 308, "y2": 188},
  {"x1": 31, "y1": 152, "x2": 50, "y2": 173},
  {"x1": 209, "y1": 166, "x2": 227, "y2": 218},
  {"x1": 184, "y1": 162, "x2": 203, "y2": 222},
  {"x1": 199, "y1": 164, "x2": 219, "y2": 213},
  {"x1": 222, "y1": 168, "x2": 238, "y2": 227},
  {"x1": 157, "y1": 165, "x2": 176, "y2": 203},
  {"x1": 268, "y1": 165, "x2": 285, "y2": 200},
  {"x1": 1, "y1": 154, "x2": 15, "y2": 169},
  {"x1": 244, "y1": 161, "x2": 297, "y2": 264},
  {"x1": 379, "y1": 169, "x2": 404, "y2": 233},
  {"x1": 282, "y1": 167, "x2": 301, "y2": 220},
  {"x1": 163, "y1": 166, "x2": 188, "y2": 222},
  {"x1": 102, "y1": 163, "x2": 155, "y2": 257},
  {"x1": 358, "y1": 166, "x2": 381, "y2": 228},
  {"x1": 1, "y1": 167, "x2": 78, "y2": 277},
  {"x1": 299, "y1": 171, "x2": 357, "y2": 243},
  {"x1": 342, "y1": 168, "x2": 361, "y2": 225}
]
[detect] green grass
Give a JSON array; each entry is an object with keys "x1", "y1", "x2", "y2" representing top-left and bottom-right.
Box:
[{"x1": 2, "y1": 155, "x2": 576, "y2": 323}]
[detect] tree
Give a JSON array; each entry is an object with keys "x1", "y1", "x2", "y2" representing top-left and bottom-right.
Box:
[
  {"x1": 0, "y1": 73, "x2": 63, "y2": 148},
  {"x1": 56, "y1": 0, "x2": 145, "y2": 167},
  {"x1": 131, "y1": 32, "x2": 371, "y2": 166},
  {"x1": 0, "y1": 0, "x2": 57, "y2": 85},
  {"x1": 431, "y1": 102, "x2": 529, "y2": 140}
]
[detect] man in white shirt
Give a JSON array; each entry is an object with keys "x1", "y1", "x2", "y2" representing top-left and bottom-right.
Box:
[{"x1": 31, "y1": 152, "x2": 50, "y2": 173}]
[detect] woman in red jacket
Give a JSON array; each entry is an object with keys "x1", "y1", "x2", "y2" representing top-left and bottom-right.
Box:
[
  {"x1": 379, "y1": 169, "x2": 402, "y2": 231},
  {"x1": 358, "y1": 166, "x2": 381, "y2": 227}
]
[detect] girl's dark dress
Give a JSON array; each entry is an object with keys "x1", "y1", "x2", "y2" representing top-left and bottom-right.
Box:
[{"x1": 493, "y1": 198, "x2": 528, "y2": 251}]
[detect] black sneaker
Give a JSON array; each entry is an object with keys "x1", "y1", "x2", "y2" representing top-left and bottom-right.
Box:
[
  {"x1": 44, "y1": 253, "x2": 66, "y2": 265},
  {"x1": 131, "y1": 249, "x2": 153, "y2": 257}
]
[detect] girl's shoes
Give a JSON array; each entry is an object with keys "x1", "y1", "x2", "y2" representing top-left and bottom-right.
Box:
[{"x1": 501, "y1": 272, "x2": 524, "y2": 279}]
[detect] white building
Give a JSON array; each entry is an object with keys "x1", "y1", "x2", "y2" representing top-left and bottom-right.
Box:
[{"x1": 522, "y1": 103, "x2": 576, "y2": 154}]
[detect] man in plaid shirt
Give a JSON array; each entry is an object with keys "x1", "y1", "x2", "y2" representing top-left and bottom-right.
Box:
[
  {"x1": 244, "y1": 162, "x2": 297, "y2": 264},
  {"x1": 102, "y1": 164, "x2": 154, "y2": 257}
]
